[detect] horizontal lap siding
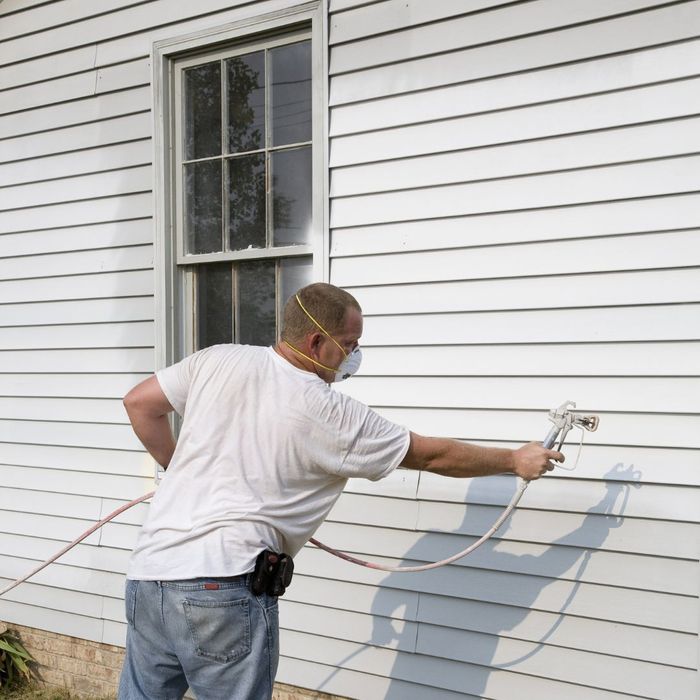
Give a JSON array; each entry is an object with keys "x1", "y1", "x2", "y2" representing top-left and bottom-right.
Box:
[
  {"x1": 2, "y1": 1, "x2": 699, "y2": 698},
  {"x1": 322, "y1": 1, "x2": 700, "y2": 699},
  {"x1": 0, "y1": 0, "x2": 299, "y2": 651}
]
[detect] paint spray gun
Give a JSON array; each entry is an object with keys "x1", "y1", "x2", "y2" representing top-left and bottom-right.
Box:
[{"x1": 542, "y1": 400, "x2": 599, "y2": 452}]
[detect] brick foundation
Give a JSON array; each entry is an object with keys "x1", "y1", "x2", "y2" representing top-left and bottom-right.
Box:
[
  {"x1": 272, "y1": 684, "x2": 349, "y2": 700},
  {"x1": 7, "y1": 624, "x2": 348, "y2": 700},
  {"x1": 8, "y1": 624, "x2": 122, "y2": 698}
]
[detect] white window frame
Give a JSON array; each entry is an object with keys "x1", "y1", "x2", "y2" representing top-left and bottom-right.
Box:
[{"x1": 151, "y1": 1, "x2": 327, "y2": 371}]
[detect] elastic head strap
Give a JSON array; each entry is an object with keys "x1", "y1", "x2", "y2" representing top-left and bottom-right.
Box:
[
  {"x1": 295, "y1": 293, "x2": 347, "y2": 357},
  {"x1": 283, "y1": 340, "x2": 338, "y2": 374}
]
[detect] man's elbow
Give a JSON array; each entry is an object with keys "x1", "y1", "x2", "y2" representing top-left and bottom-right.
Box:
[
  {"x1": 400, "y1": 432, "x2": 438, "y2": 471},
  {"x1": 123, "y1": 376, "x2": 174, "y2": 421},
  {"x1": 123, "y1": 388, "x2": 140, "y2": 421},
  {"x1": 123, "y1": 381, "x2": 154, "y2": 419}
]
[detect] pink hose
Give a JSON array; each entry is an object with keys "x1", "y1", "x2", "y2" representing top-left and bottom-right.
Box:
[
  {"x1": 0, "y1": 479, "x2": 528, "y2": 594},
  {"x1": 0, "y1": 491, "x2": 155, "y2": 598}
]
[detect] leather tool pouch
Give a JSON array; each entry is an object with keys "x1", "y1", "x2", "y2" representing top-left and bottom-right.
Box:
[{"x1": 250, "y1": 549, "x2": 294, "y2": 597}]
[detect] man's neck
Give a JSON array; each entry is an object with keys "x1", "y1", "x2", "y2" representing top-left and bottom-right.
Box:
[
  {"x1": 274, "y1": 341, "x2": 312, "y2": 372},
  {"x1": 274, "y1": 341, "x2": 330, "y2": 383}
]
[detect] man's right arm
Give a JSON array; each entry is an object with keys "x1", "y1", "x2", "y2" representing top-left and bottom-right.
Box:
[
  {"x1": 123, "y1": 376, "x2": 177, "y2": 469},
  {"x1": 400, "y1": 432, "x2": 563, "y2": 481}
]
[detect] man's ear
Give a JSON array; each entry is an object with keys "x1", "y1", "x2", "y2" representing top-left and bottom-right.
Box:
[{"x1": 309, "y1": 332, "x2": 324, "y2": 352}]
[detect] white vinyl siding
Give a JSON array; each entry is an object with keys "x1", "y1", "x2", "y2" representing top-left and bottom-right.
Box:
[
  {"x1": 0, "y1": 0, "x2": 323, "y2": 651},
  {"x1": 304, "y1": 1, "x2": 700, "y2": 698},
  {"x1": 0, "y1": 1, "x2": 698, "y2": 699}
]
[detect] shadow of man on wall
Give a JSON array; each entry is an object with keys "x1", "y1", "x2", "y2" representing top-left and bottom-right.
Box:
[{"x1": 357, "y1": 463, "x2": 641, "y2": 699}]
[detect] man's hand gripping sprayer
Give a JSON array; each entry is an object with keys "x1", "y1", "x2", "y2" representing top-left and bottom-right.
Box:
[{"x1": 0, "y1": 402, "x2": 599, "y2": 596}]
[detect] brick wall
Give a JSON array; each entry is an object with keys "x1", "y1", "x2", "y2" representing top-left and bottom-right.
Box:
[
  {"x1": 273, "y1": 683, "x2": 349, "y2": 700},
  {"x1": 7, "y1": 624, "x2": 348, "y2": 700},
  {"x1": 9, "y1": 624, "x2": 122, "y2": 698}
]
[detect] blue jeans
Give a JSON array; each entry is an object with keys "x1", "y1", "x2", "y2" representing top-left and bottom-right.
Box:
[{"x1": 118, "y1": 577, "x2": 279, "y2": 699}]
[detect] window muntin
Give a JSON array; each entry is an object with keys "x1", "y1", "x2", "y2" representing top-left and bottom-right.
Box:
[{"x1": 174, "y1": 31, "x2": 314, "y2": 352}]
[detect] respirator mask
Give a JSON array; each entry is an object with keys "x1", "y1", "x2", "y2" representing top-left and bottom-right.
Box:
[{"x1": 333, "y1": 345, "x2": 362, "y2": 382}]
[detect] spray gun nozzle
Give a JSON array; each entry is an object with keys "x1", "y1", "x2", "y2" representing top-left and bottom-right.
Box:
[{"x1": 574, "y1": 415, "x2": 599, "y2": 432}]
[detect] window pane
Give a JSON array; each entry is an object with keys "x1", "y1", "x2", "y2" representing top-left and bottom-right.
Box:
[
  {"x1": 184, "y1": 62, "x2": 221, "y2": 160},
  {"x1": 272, "y1": 147, "x2": 312, "y2": 246},
  {"x1": 226, "y1": 51, "x2": 265, "y2": 154},
  {"x1": 237, "y1": 260, "x2": 275, "y2": 346},
  {"x1": 280, "y1": 257, "x2": 313, "y2": 307},
  {"x1": 185, "y1": 161, "x2": 222, "y2": 254},
  {"x1": 197, "y1": 263, "x2": 232, "y2": 348},
  {"x1": 270, "y1": 41, "x2": 311, "y2": 146},
  {"x1": 227, "y1": 153, "x2": 266, "y2": 251}
]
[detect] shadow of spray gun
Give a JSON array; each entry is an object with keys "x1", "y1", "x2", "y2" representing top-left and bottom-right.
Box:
[
  {"x1": 544, "y1": 403, "x2": 642, "y2": 521},
  {"x1": 599, "y1": 463, "x2": 642, "y2": 527}
]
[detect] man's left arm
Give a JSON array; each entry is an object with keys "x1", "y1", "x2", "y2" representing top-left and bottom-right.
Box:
[{"x1": 123, "y1": 376, "x2": 177, "y2": 469}]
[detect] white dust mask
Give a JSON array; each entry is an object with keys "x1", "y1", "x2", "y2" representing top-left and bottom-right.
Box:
[{"x1": 334, "y1": 345, "x2": 362, "y2": 382}]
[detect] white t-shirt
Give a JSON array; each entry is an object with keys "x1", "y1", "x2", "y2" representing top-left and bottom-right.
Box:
[{"x1": 127, "y1": 344, "x2": 410, "y2": 580}]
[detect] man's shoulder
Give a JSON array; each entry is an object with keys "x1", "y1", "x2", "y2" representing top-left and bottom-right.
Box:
[
  {"x1": 178, "y1": 343, "x2": 268, "y2": 380},
  {"x1": 299, "y1": 382, "x2": 372, "y2": 425},
  {"x1": 194, "y1": 343, "x2": 267, "y2": 363}
]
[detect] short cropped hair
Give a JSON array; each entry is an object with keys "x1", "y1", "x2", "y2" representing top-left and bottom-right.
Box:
[{"x1": 281, "y1": 283, "x2": 361, "y2": 344}]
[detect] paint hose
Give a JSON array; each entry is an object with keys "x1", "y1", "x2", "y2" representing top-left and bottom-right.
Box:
[
  {"x1": 0, "y1": 491, "x2": 154, "y2": 599},
  {"x1": 0, "y1": 402, "x2": 598, "y2": 595}
]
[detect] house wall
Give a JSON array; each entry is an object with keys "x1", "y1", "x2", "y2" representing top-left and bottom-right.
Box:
[
  {"x1": 0, "y1": 1, "x2": 698, "y2": 699},
  {"x1": 296, "y1": 1, "x2": 700, "y2": 698},
  {"x1": 0, "y1": 0, "x2": 322, "y2": 659}
]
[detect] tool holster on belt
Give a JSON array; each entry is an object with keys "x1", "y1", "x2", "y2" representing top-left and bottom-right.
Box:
[{"x1": 250, "y1": 549, "x2": 294, "y2": 597}]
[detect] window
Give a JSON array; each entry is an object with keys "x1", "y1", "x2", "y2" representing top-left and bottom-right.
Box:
[{"x1": 169, "y1": 25, "x2": 318, "y2": 354}]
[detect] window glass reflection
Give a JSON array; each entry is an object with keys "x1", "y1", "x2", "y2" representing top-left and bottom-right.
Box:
[
  {"x1": 197, "y1": 263, "x2": 232, "y2": 348},
  {"x1": 227, "y1": 52, "x2": 265, "y2": 154},
  {"x1": 184, "y1": 62, "x2": 221, "y2": 160},
  {"x1": 228, "y1": 153, "x2": 266, "y2": 250},
  {"x1": 272, "y1": 147, "x2": 311, "y2": 246},
  {"x1": 270, "y1": 41, "x2": 311, "y2": 146},
  {"x1": 185, "y1": 161, "x2": 222, "y2": 254},
  {"x1": 280, "y1": 258, "x2": 313, "y2": 307},
  {"x1": 238, "y1": 260, "x2": 276, "y2": 346}
]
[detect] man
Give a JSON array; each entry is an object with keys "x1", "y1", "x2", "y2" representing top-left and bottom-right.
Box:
[{"x1": 118, "y1": 282, "x2": 562, "y2": 699}]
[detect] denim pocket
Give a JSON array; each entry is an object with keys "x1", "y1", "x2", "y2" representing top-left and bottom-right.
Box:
[
  {"x1": 183, "y1": 597, "x2": 252, "y2": 663},
  {"x1": 124, "y1": 579, "x2": 138, "y2": 626}
]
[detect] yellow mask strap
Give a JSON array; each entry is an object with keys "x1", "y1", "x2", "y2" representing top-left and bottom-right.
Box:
[
  {"x1": 295, "y1": 293, "x2": 347, "y2": 357},
  {"x1": 283, "y1": 341, "x2": 337, "y2": 373}
]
